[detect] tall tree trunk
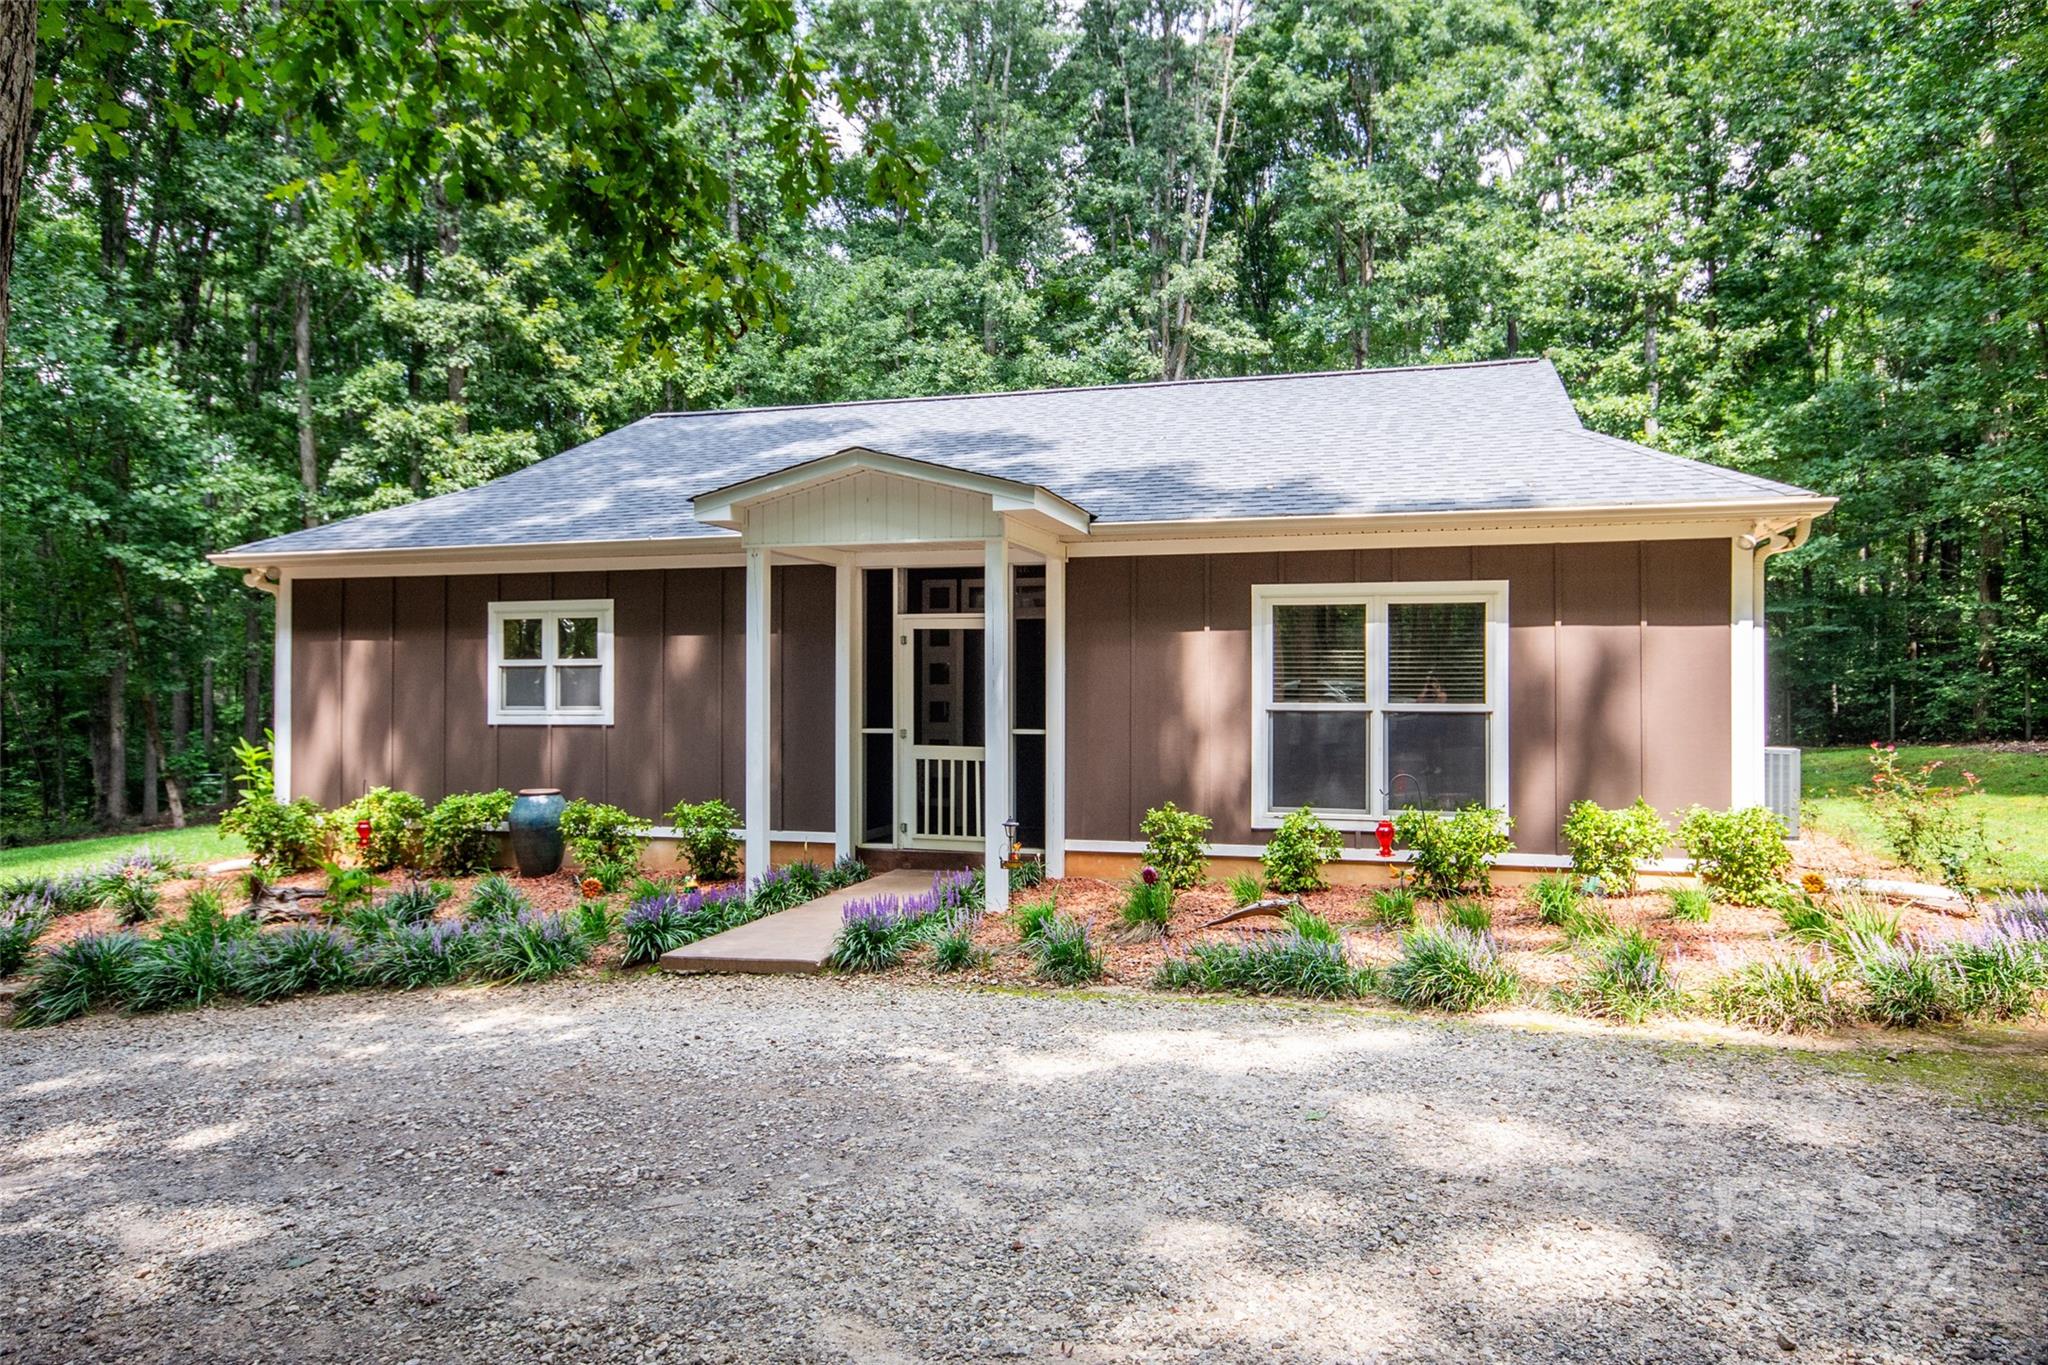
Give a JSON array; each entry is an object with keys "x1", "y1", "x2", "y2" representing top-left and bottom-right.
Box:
[
  {"x1": 0, "y1": 0, "x2": 36, "y2": 399},
  {"x1": 141, "y1": 719, "x2": 159, "y2": 821},
  {"x1": 1643, "y1": 293, "x2": 1660, "y2": 439},
  {"x1": 295, "y1": 274, "x2": 317, "y2": 523},
  {"x1": 105, "y1": 658, "x2": 128, "y2": 824}
]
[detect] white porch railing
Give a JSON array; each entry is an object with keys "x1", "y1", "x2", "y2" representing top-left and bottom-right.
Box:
[{"x1": 911, "y1": 745, "x2": 984, "y2": 842}]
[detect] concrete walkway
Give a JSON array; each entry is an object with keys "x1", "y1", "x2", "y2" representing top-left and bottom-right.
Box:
[{"x1": 657, "y1": 868, "x2": 933, "y2": 975}]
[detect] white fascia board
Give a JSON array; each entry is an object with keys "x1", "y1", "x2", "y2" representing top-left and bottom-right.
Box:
[{"x1": 208, "y1": 539, "x2": 745, "y2": 578}]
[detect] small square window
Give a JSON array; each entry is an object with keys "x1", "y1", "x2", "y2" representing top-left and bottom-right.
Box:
[
  {"x1": 556, "y1": 665, "x2": 602, "y2": 710},
  {"x1": 501, "y1": 665, "x2": 546, "y2": 709},
  {"x1": 557, "y1": 616, "x2": 600, "y2": 660},
  {"x1": 488, "y1": 600, "x2": 612, "y2": 725}
]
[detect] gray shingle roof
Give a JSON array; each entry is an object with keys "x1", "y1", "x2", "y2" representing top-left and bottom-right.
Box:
[{"x1": 220, "y1": 358, "x2": 1822, "y2": 559}]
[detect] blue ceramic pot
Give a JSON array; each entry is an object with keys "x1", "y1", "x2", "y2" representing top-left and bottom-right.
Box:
[{"x1": 508, "y1": 788, "x2": 566, "y2": 878}]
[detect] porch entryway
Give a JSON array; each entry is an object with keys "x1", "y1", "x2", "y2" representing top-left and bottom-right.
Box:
[{"x1": 687, "y1": 446, "x2": 1085, "y2": 912}]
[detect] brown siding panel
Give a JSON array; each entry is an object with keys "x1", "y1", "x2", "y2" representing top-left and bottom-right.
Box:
[
  {"x1": 720, "y1": 568, "x2": 747, "y2": 807},
  {"x1": 776, "y1": 564, "x2": 835, "y2": 833},
  {"x1": 1555, "y1": 543, "x2": 1644, "y2": 811},
  {"x1": 1065, "y1": 558, "x2": 1132, "y2": 840},
  {"x1": 339, "y1": 578, "x2": 395, "y2": 801},
  {"x1": 1642, "y1": 540, "x2": 1732, "y2": 822},
  {"x1": 549, "y1": 571, "x2": 610, "y2": 804},
  {"x1": 390, "y1": 579, "x2": 446, "y2": 799},
  {"x1": 1479, "y1": 543, "x2": 1560, "y2": 854},
  {"x1": 665, "y1": 568, "x2": 727, "y2": 807},
  {"x1": 442, "y1": 575, "x2": 497, "y2": 795},
  {"x1": 291, "y1": 579, "x2": 344, "y2": 808},
  {"x1": 608, "y1": 571, "x2": 667, "y2": 819}
]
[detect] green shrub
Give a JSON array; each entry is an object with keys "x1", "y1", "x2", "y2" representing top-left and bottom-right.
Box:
[
  {"x1": 1227, "y1": 872, "x2": 1265, "y2": 907},
  {"x1": 1706, "y1": 953, "x2": 1846, "y2": 1033},
  {"x1": 465, "y1": 875, "x2": 531, "y2": 923},
  {"x1": 322, "y1": 862, "x2": 378, "y2": 913},
  {"x1": 560, "y1": 799, "x2": 649, "y2": 870},
  {"x1": 1527, "y1": 875, "x2": 1583, "y2": 927},
  {"x1": 666, "y1": 798, "x2": 741, "y2": 881},
  {"x1": 1155, "y1": 932, "x2": 1368, "y2": 999},
  {"x1": 471, "y1": 912, "x2": 595, "y2": 983},
  {"x1": 421, "y1": 789, "x2": 514, "y2": 875},
  {"x1": 1857, "y1": 942, "x2": 1962, "y2": 1027},
  {"x1": 219, "y1": 736, "x2": 329, "y2": 873},
  {"x1": 1560, "y1": 798, "x2": 1667, "y2": 895},
  {"x1": 1140, "y1": 802, "x2": 1212, "y2": 892},
  {"x1": 1677, "y1": 805, "x2": 1791, "y2": 905},
  {"x1": 1004, "y1": 857, "x2": 1043, "y2": 891},
  {"x1": 1368, "y1": 887, "x2": 1417, "y2": 929},
  {"x1": 1394, "y1": 805, "x2": 1514, "y2": 899},
  {"x1": 334, "y1": 787, "x2": 428, "y2": 870},
  {"x1": 0, "y1": 894, "x2": 54, "y2": 976},
  {"x1": 1857, "y1": 746, "x2": 1991, "y2": 894},
  {"x1": 1443, "y1": 899, "x2": 1493, "y2": 933},
  {"x1": 1569, "y1": 927, "x2": 1682, "y2": 1024},
  {"x1": 363, "y1": 920, "x2": 479, "y2": 989},
  {"x1": 120, "y1": 901, "x2": 258, "y2": 1012},
  {"x1": 1665, "y1": 887, "x2": 1713, "y2": 923},
  {"x1": 11, "y1": 932, "x2": 144, "y2": 1026},
  {"x1": 1381, "y1": 926, "x2": 1520, "y2": 1012},
  {"x1": 1121, "y1": 870, "x2": 1175, "y2": 934},
  {"x1": 1031, "y1": 914, "x2": 1104, "y2": 985},
  {"x1": 1261, "y1": 807, "x2": 1344, "y2": 893},
  {"x1": 234, "y1": 926, "x2": 360, "y2": 1002},
  {"x1": 1013, "y1": 896, "x2": 1059, "y2": 942}
]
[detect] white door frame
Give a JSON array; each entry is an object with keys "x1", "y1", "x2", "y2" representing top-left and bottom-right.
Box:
[{"x1": 896, "y1": 612, "x2": 987, "y2": 849}]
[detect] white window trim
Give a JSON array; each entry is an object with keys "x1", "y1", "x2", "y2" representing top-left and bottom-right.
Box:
[
  {"x1": 1251, "y1": 580, "x2": 1509, "y2": 832},
  {"x1": 487, "y1": 598, "x2": 615, "y2": 726}
]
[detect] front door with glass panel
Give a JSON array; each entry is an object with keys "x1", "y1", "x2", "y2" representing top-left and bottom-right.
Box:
[{"x1": 898, "y1": 620, "x2": 985, "y2": 846}]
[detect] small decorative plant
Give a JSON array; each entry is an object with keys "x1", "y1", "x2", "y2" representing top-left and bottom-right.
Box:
[
  {"x1": 421, "y1": 789, "x2": 514, "y2": 875},
  {"x1": 321, "y1": 862, "x2": 379, "y2": 914},
  {"x1": 1368, "y1": 887, "x2": 1417, "y2": 929},
  {"x1": 1567, "y1": 927, "x2": 1683, "y2": 1024},
  {"x1": 1261, "y1": 807, "x2": 1344, "y2": 893},
  {"x1": 1676, "y1": 805, "x2": 1791, "y2": 905},
  {"x1": 1030, "y1": 913, "x2": 1104, "y2": 985},
  {"x1": 667, "y1": 798, "x2": 741, "y2": 881},
  {"x1": 1013, "y1": 896, "x2": 1059, "y2": 942},
  {"x1": 1443, "y1": 898, "x2": 1493, "y2": 934},
  {"x1": 1665, "y1": 887, "x2": 1713, "y2": 923},
  {"x1": 1560, "y1": 798, "x2": 1667, "y2": 895},
  {"x1": 1119, "y1": 865, "x2": 1175, "y2": 938},
  {"x1": 1526, "y1": 875, "x2": 1582, "y2": 927},
  {"x1": 1380, "y1": 925, "x2": 1520, "y2": 1012},
  {"x1": 560, "y1": 800, "x2": 649, "y2": 872},
  {"x1": 1227, "y1": 871, "x2": 1265, "y2": 906},
  {"x1": 1140, "y1": 802, "x2": 1212, "y2": 892},
  {"x1": 1393, "y1": 805, "x2": 1513, "y2": 899}
]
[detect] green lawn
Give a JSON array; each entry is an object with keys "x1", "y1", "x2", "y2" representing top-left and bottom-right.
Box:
[
  {"x1": 1802, "y1": 744, "x2": 2048, "y2": 891},
  {"x1": 0, "y1": 823, "x2": 246, "y2": 881}
]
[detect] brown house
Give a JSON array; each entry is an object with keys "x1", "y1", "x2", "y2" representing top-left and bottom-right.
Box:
[{"x1": 212, "y1": 360, "x2": 1832, "y2": 909}]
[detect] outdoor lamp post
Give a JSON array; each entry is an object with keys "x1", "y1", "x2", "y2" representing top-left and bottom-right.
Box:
[{"x1": 1001, "y1": 816, "x2": 1021, "y2": 867}]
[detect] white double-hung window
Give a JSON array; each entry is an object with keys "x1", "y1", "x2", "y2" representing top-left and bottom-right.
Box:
[
  {"x1": 1251, "y1": 581, "x2": 1507, "y2": 829},
  {"x1": 487, "y1": 599, "x2": 614, "y2": 725}
]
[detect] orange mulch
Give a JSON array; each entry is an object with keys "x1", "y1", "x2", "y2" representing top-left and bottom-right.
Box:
[{"x1": 902, "y1": 868, "x2": 1988, "y2": 995}]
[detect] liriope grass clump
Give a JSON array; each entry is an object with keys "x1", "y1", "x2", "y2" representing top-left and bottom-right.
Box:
[
  {"x1": 1665, "y1": 887, "x2": 1713, "y2": 924},
  {"x1": 11, "y1": 932, "x2": 145, "y2": 1026},
  {"x1": 1706, "y1": 952, "x2": 1846, "y2": 1033},
  {"x1": 1443, "y1": 899, "x2": 1493, "y2": 934},
  {"x1": 826, "y1": 872, "x2": 974, "y2": 972},
  {"x1": 363, "y1": 920, "x2": 480, "y2": 989},
  {"x1": 1030, "y1": 914, "x2": 1104, "y2": 985},
  {"x1": 1855, "y1": 939, "x2": 1962, "y2": 1028},
  {"x1": 465, "y1": 875, "x2": 531, "y2": 923},
  {"x1": 1526, "y1": 875, "x2": 1582, "y2": 927},
  {"x1": 0, "y1": 892, "x2": 55, "y2": 977},
  {"x1": 1013, "y1": 895, "x2": 1060, "y2": 943},
  {"x1": 1380, "y1": 926, "x2": 1519, "y2": 1012},
  {"x1": 119, "y1": 896, "x2": 258, "y2": 1012},
  {"x1": 470, "y1": 912, "x2": 593, "y2": 984},
  {"x1": 930, "y1": 911, "x2": 988, "y2": 972},
  {"x1": 1368, "y1": 887, "x2": 1417, "y2": 929},
  {"x1": 1154, "y1": 928, "x2": 1368, "y2": 1000},
  {"x1": 619, "y1": 885, "x2": 754, "y2": 966},
  {"x1": 1566, "y1": 927, "x2": 1683, "y2": 1024},
  {"x1": 234, "y1": 925, "x2": 360, "y2": 1002}
]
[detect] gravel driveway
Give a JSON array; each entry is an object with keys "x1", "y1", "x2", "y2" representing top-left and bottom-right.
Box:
[{"x1": 3, "y1": 976, "x2": 2044, "y2": 1364}]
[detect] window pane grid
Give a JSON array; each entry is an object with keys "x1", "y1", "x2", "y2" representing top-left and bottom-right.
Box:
[{"x1": 489, "y1": 602, "x2": 611, "y2": 725}]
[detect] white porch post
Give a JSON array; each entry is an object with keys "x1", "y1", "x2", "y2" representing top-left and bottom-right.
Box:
[
  {"x1": 833, "y1": 559, "x2": 856, "y2": 861},
  {"x1": 1043, "y1": 553, "x2": 1066, "y2": 878},
  {"x1": 272, "y1": 574, "x2": 292, "y2": 802},
  {"x1": 744, "y1": 547, "x2": 772, "y2": 885},
  {"x1": 983, "y1": 536, "x2": 1012, "y2": 912},
  {"x1": 1730, "y1": 538, "x2": 1764, "y2": 808}
]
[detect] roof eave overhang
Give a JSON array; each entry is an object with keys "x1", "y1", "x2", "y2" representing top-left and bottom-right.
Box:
[{"x1": 689, "y1": 446, "x2": 1095, "y2": 537}]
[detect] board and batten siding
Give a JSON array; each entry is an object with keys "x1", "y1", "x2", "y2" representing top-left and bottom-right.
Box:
[
  {"x1": 289, "y1": 566, "x2": 835, "y2": 831},
  {"x1": 1063, "y1": 540, "x2": 1734, "y2": 856}
]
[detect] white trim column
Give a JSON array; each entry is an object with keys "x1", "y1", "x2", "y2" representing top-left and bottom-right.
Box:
[
  {"x1": 833, "y1": 559, "x2": 856, "y2": 862},
  {"x1": 273, "y1": 575, "x2": 293, "y2": 802},
  {"x1": 1043, "y1": 553, "x2": 1066, "y2": 878},
  {"x1": 983, "y1": 536, "x2": 1012, "y2": 912},
  {"x1": 1730, "y1": 539, "x2": 1764, "y2": 808},
  {"x1": 744, "y1": 547, "x2": 772, "y2": 884}
]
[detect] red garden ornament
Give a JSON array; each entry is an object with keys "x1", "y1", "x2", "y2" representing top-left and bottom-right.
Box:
[
  {"x1": 355, "y1": 819, "x2": 373, "y2": 858},
  {"x1": 1374, "y1": 819, "x2": 1395, "y2": 858}
]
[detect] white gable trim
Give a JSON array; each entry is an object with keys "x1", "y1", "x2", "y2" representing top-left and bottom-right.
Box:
[{"x1": 691, "y1": 447, "x2": 1093, "y2": 538}]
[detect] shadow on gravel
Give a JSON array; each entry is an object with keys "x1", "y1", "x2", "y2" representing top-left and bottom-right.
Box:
[{"x1": 2, "y1": 977, "x2": 2043, "y2": 1363}]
